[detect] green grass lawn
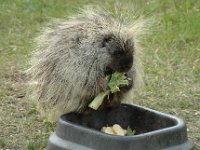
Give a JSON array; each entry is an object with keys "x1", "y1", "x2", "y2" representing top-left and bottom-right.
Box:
[{"x1": 0, "y1": 0, "x2": 199, "y2": 149}]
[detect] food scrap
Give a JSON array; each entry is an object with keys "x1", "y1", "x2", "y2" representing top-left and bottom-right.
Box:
[
  {"x1": 101, "y1": 124, "x2": 136, "y2": 136},
  {"x1": 88, "y1": 72, "x2": 129, "y2": 110}
]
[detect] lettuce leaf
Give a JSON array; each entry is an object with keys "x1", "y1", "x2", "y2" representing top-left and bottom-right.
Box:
[
  {"x1": 108, "y1": 72, "x2": 129, "y2": 93},
  {"x1": 89, "y1": 72, "x2": 129, "y2": 110}
]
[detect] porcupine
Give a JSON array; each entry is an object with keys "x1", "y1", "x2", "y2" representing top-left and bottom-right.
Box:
[{"x1": 28, "y1": 7, "x2": 147, "y2": 121}]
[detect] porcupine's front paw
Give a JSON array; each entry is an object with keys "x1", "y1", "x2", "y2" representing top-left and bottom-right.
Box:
[
  {"x1": 97, "y1": 77, "x2": 108, "y2": 92},
  {"x1": 120, "y1": 70, "x2": 134, "y2": 92},
  {"x1": 107, "y1": 72, "x2": 133, "y2": 108}
]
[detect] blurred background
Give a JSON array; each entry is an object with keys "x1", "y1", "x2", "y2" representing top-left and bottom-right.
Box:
[{"x1": 0, "y1": 0, "x2": 199, "y2": 149}]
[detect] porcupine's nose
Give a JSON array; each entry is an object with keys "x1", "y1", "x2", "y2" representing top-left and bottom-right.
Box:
[
  {"x1": 111, "y1": 50, "x2": 133, "y2": 73},
  {"x1": 118, "y1": 54, "x2": 133, "y2": 72},
  {"x1": 104, "y1": 53, "x2": 133, "y2": 75}
]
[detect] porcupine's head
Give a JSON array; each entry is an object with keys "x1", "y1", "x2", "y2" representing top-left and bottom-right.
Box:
[
  {"x1": 72, "y1": 10, "x2": 138, "y2": 89},
  {"x1": 98, "y1": 33, "x2": 134, "y2": 75},
  {"x1": 72, "y1": 8, "x2": 147, "y2": 109}
]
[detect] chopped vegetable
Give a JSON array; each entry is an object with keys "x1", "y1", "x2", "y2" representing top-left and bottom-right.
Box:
[
  {"x1": 101, "y1": 124, "x2": 136, "y2": 136},
  {"x1": 112, "y1": 124, "x2": 127, "y2": 136},
  {"x1": 89, "y1": 72, "x2": 129, "y2": 110},
  {"x1": 88, "y1": 90, "x2": 110, "y2": 110},
  {"x1": 126, "y1": 126, "x2": 136, "y2": 136},
  {"x1": 101, "y1": 127, "x2": 114, "y2": 135},
  {"x1": 108, "y1": 72, "x2": 129, "y2": 93}
]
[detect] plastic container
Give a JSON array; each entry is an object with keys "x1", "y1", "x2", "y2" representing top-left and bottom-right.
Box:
[{"x1": 47, "y1": 104, "x2": 194, "y2": 150}]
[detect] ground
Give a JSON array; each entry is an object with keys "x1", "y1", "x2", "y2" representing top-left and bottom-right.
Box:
[{"x1": 0, "y1": 0, "x2": 199, "y2": 150}]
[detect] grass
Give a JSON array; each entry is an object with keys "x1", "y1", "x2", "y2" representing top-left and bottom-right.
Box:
[{"x1": 0, "y1": 0, "x2": 199, "y2": 149}]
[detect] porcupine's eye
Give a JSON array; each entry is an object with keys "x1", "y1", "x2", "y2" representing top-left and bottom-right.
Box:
[
  {"x1": 102, "y1": 34, "x2": 123, "y2": 56},
  {"x1": 102, "y1": 34, "x2": 113, "y2": 48}
]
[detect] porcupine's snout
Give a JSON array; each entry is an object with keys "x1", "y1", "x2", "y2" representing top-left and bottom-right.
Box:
[{"x1": 111, "y1": 52, "x2": 133, "y2": 72}]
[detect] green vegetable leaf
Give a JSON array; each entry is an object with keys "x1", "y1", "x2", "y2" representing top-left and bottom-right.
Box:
[
  {"x1": 126, "y1": 127, "x2": 136, "y2": 136},
  {"x1": 108, "y1": 72, "x2": 129, "y2": 93},
  {"x1": 89, "y1": 72, "x2": 129, "y2": 110},
  {"x1": 105, "y1": 74, "x2": 111, "y2": 82}
]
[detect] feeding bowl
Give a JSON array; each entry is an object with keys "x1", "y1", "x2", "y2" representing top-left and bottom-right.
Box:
[{"x1": 47, "y1": 104, "x2": 194, "y2": 150}]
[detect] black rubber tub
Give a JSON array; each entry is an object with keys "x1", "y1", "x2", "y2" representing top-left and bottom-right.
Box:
[{"x1": 47, "y1": 104, "x2": 194, "y2": 150}]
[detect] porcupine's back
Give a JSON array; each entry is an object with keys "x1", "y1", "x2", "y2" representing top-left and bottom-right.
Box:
[{"x1": 28, "y1": 7, "x2": 148, "y2": 121}]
